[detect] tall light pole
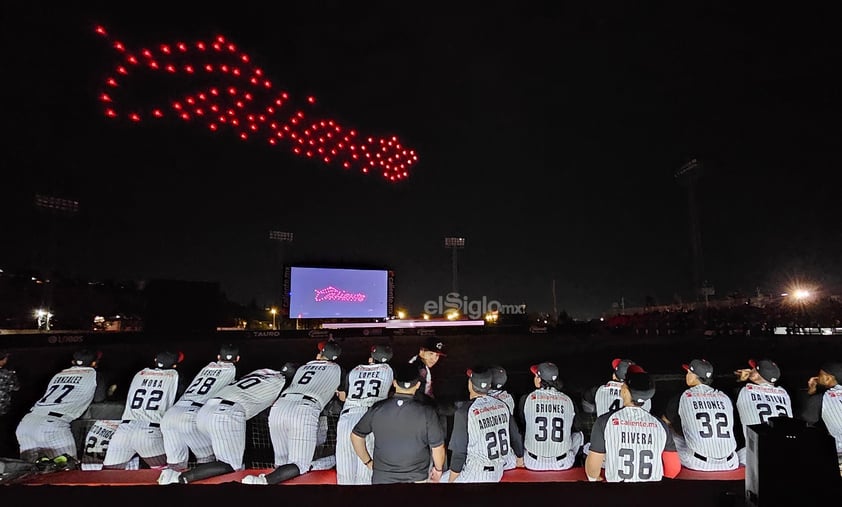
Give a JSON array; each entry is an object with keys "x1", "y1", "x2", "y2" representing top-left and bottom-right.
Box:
[
  {"x1": 674, "y1": 159, "x2": 704, "y2": 300},
  {"x1": 269, "y1": 231, "x2": 293, "y2": 325},
  {"x1": 270, "y1": 307, "x2": 278, "y2": 329},
  {"x1": 444, "y1": 237, "x2": 465, "y2": 294}
]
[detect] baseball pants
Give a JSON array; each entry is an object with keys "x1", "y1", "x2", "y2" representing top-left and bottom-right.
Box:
[
  {"x1": 335, "y1": 407, "x2": 373, "y2": 485},
  {"x1": 524, "y1": 431, "x2": 583, "y2": 471},
  {"x1": 16, "y1": 412, "x2": 77, "y2": 461},
  {"x1": 673, "y1": 434, "x2": 739, "y2": 471},
  {"x1": 162, "y1": 403, "x2": 214, "y2": 468},
  {"x1": 268, "y1": 397, "x2": 320, "y2": 473},
  {"x1": 102, "y1": 420, "x2": 166, "y2": 468},
  {"x1": 195, "y1": 399, "x2": 247, "y2": 470},
  {"x1": 442, "y1": 462, "x2": 504, "y2": 483}
]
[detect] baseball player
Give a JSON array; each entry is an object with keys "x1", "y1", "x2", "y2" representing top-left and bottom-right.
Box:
[
  {"x1": 585, "y1": 368, "x2": 680, "y2": 482},
  {"x1": 488, "y1": 365, "x2": 517, "y2": 471},
  {"x1": 16, "y1": 349, "x2": 106, "y2": 462},
  {"x1": 733, "y1": 358, "x2": 793, "y2": 465},
  {"x1": 102, "y1": 351, "x2": 183, "y2": 469},
  {"x1": 335, "y1": 344, "x2": 394, "y2": 485},
  {"x1": 516, "y1": 362, "x2": 583, "y2": 471},
  {"x1": 582, "y1": 358, "x2": 653, "y2": 417},
  {"x1": 661, "y1": 359, "x2": 739, "y2": 471},
  {"x1": 441, "y1": 367, "x2": 524, "y2": 483},
  {"x1": 160, "y1": 364, "x2": 294, "y2": 484},
  {"x1": 800, "y1": 361, "x2": 842, "y2": 465},
  {"x1": 242, "y1": 340, "x2": 345, "y2": 485},
  {"x1": 409, "y1": 336, "x2": 446, "y2": 403},
  {"x1": 158, "y1": 344, "x2": 240, "y2": 478},
  {"x1": 351, "y1": 361, "x2": 446, "y2": 484}
]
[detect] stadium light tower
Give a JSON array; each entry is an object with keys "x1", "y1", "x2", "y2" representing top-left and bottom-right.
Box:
[
  {"x1": 269, "y1": 231, "x2": 293, "y2": 308},
  {"x1": 674, "y1": 159, "x2": 705, "y2": 299},
  {"x1": 444, "y1": 237, "x2": 465, "y2": 294}
]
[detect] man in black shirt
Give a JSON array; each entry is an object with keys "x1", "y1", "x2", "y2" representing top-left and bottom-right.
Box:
[{"x1": 351, "y1": 362, "x2": 446, "y2": 484}]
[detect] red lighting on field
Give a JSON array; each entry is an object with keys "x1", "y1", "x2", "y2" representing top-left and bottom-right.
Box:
[{"x1": 93, "y1": 25, "x2": 417, "y2": 182}]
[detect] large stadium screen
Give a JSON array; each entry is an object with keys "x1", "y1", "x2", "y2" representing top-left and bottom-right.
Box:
[{"x1": 288, "y1": 267, "x2": 390, "y2": 319}]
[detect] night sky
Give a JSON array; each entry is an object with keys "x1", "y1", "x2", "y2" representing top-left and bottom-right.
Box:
[{"x1": 2, "y1": 2, "x2": 840, "y2": 319}]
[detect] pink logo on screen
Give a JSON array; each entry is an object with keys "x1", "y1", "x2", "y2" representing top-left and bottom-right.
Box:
[{"x1": 314, "y1": 286, "x2": 367, "y2": 303}]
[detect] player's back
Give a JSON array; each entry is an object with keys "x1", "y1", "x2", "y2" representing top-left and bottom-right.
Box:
[
  {"x1": 465, "y1": 396, "x2": 511, "y2": 468},
  {"x1": 214, "y1": 368, "x2": 286, "y2": 419},
  {"x1": 522, "y1": 387, "x2": 577, "y2": 457},
  {"x1": 489, "y1": 389, "x2": 515, "y2": 415},
  {"x1": 596, "y1": 380, "x2": 652, "y2": 416},
  {"x1": 735, "y1": 383, "x2": 793, "y2": 429},
  {"x1": 602, "y1": 406, "x2": 669, "y2": 482},
  {"x1": 822, "y1": 385, "x2": 842, "y2": 452},
  {"x1": 344, "y1": 363, "x2": 393, "y2": 409},
  {"x1": 121, "y1": 367, "x2": 180, "y2": 423},
  {"x1": 283, "y1": 360, "x2": 341, "y2": 409},
  {"x1": 678, "y1": 384, "x2": 737, "y2": 458},
  {"x1": 178, "y1": 361, "x2": 237, "y2": 405},
  {"x1": 31, "y1": 366, "x2": 98, "y2": 420}
]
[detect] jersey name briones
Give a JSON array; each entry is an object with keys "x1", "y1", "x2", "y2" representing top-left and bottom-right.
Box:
[
  {"x1": 692, "y1": 400, "x2": 727, "y2": 410},
  {"x1": 533, "y1": 403, "x2": 564, "y2": 414}
]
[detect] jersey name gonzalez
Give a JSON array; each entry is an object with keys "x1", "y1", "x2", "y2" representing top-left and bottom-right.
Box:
[{"x1": 32, "y1": 366, "x2": 98, "y2": 420}]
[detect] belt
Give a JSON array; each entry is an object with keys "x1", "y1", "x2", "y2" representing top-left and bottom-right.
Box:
[
  {"x1": 220, "y1": 400, "x2": 235, "y2": 406},
  {"x1": 693, "y1": 452, "x2": 735, "y2": 462},
  {"x1": 121, "y1": 420, "x2": 160, "y2": 428},
  {"x1": 483, "y1": 466, "x2": 495, "y2": 472},
  {"x1": 191, "y1": 402, "x2": 204, "y2": 408},
  {"x1": 528, "y1": 451, "x2": 567, "y2": 461},
  {"x1": 48, "y1": 411, "x2": 64, "y2": 418},
  {"x1": 341, "y1": 408, "x2": 351, "y2": 415},
  {"x1": 282, "y1": 393, "x2": 318, "y2": 403}
]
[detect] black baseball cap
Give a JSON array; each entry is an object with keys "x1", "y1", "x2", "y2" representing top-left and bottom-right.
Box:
[
  {"x1": 625, "y1": 371, "x2": 656, "y2": 403},
  {"x1": 0, "y1": 349, "x2": 9, "y2": 360},
  {"x1": 318, "y1": 340, "x2": 341, "y2": 361},
  {"x1": 219, "y1": 344, "x2": 239, "y2": 361},
  {"x1": 280, "y1": 362, "x2": 298, "y2": 378},
  {"x1": 612, "y1": 358, "x2": 637, "y2": 381},
  {"x1": 683, "y1": 359, "x2": 714, "y2": 380},
  {"x1": 421, "y1": 337, "x2": 446, "y2": 356},
  {"x1": 155, "y1": 351, "x2": 183, "y2": 368},
  {"x1": 821, "y1": 362, "x2": 842, "y2": 382},
  {"x1": 490, "y1": 365, "x2": 508, "y2": 390},
  {"x1": 73, "y1": 349, "x2": 100, "y2": 366},
  {"x1": 530, "y1": 362, "x2": 559, "y2": 382},
  {"x1": 393, "y1": 362, "x2": 420, "y2": 388},
  {"x1": 466, "y1": 367, "x2": 493, "y2": 394},
  {"x1": 370, "y1": 344, "x2": 393, "y2": 364},
  {"x1": 749, "y1": 358, "x2": 781, "y2": 383}
]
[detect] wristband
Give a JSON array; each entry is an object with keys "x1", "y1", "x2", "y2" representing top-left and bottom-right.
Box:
[
  {"x1": 364, "y1": 458, "x2": 373, "y2": 465},
  {"x1": 432, "y1": 466, "x2": 442, "y2": 472}
]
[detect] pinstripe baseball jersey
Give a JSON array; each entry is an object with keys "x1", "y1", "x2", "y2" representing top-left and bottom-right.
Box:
[
  {"x1": 677, "y1": 384, "x2": 737, "y2": 459},
  {"x1": 450, "y1": 395, "x2": 513, "y2": 481},
  {"x1": 590, "y1": 406, "x2": 673, "y2": 482},
  {"x1": 343, "y1": 363, "x2": 394, "y2": 409},
  {"x1": 821, "y1": 385, "x2": 842, "y2": 453},
  {"x1": 521, "y1": 387, "x2": 577, "y2": 458},
  {"x1": 178, "y1": 361, "x2": 237, "y2": 405},
  {"x1": 595, "y1": 380, "x2": 652, "y2": 416},
  {"x1": 735, "y1": 382, "x2": 792, "y2": 432},
  {"x1": 489, "y1": 389, "x2": 516, "y2": 470},
  {"x1": 120, "y1": 368, "x2": 180, "y2": 423},
  {"x1": 213, "y1": 368, "x2": 287, "y2": 418},
  {"x1": 282, "y1": 360, "x2": 342, "y2": 410},
  {"x1": 29, "y1": 366, "x2": 98, "y2": 420}
]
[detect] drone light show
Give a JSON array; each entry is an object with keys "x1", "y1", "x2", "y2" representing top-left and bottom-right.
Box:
[{"x1": 94, "y1": 25, "x2": 417, "y2": 182}]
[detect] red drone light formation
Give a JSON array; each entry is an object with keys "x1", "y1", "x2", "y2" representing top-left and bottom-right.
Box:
[
  {"x1": 313, "y1": 286, "x2": 367, "y2": 303},
  {"x1": 94, "y1": 25, "x2": 417, "y2": 182}
]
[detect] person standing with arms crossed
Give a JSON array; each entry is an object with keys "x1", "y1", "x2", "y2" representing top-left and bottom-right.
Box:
[
  {"x1": 160, "y1": 363, "x2": 295, "y2": 484},
  {"x1": 517, "y1": 362, "x2": 582, "y2": 471},
  {"x1": 661, "y1": 359, "x2": 739, "y2": 471},
  {"x1": 585, "y1": 367, "x2": 680, "y2": 482},
  {"x1": 442, "y1": 367, "x2": 524, "y2": 483},
  {"x1": 16, "y1": 349, "x2": 107, "y2": 462},
  {"x1": 732, "y1": 358, "x2": 793, "y2": 465},
  {"x1": 242, "y1": 340, "x2": 345, "y2": 485},
  {"x1": 351, "y1": 361, "x2": 445, "y2": 484},
  {"x1": 158, "y1": 344, "x2": 240, "y2": 480},
  {"x1": 335, "y1": 344, "x2": 394, "y2": 485},
  {"x1": 103, "y1": 351, "x2": 183, "y2": 469}
]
